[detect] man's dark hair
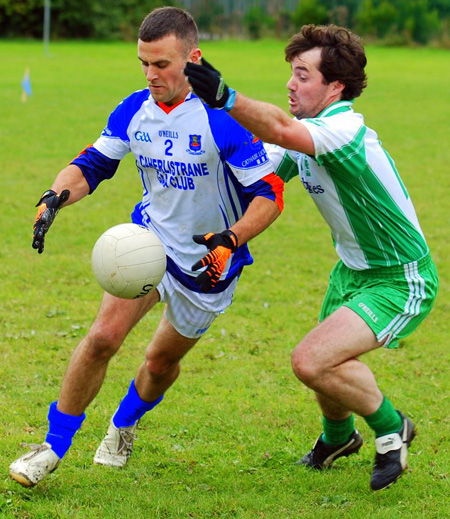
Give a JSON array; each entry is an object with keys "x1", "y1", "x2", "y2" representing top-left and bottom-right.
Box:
[
  {"x1": 139, "y1": 7, "x2": 199, "y2": 54},
  {"x1": 285, "y1": 24, "x2": 367, "y2": 100}
]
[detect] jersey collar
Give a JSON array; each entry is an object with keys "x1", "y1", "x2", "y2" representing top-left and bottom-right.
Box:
[
  {"x1": 155, "y1": 91, "x2": 196, "y2": 114},
  {"x1": 157, "y1": 98, "x2": 185, "y2": 114},
  {"x1": 316, "y1": 99, "x2": 354, "y2": 118}
]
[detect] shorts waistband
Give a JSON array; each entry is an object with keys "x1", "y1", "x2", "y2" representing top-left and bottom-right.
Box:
[
  {"x1": 166, "y1": 256, "x2": 239, "y2": 293},
  {"x1": 349, "y1": 253, "x2": 432, "y2": 279}
]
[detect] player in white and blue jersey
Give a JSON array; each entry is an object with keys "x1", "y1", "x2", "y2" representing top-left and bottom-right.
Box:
[
  {"x1": 9, "y1": 7, "x2": 283, "y2": 488},
  {"x1": 73, "y1": 86, "x2": 277, "y2": 293},
  {"x1": 185, "y1": 24, "x2": 438, "y2": 491}
]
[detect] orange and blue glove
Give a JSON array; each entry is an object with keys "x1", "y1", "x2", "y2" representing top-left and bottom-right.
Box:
[
  {"x1": 192, "y1": 230, "x2": 238, "y2": 292},
  {"x1": 33, "y1": 189, "x2": 70, "y2": 253}
]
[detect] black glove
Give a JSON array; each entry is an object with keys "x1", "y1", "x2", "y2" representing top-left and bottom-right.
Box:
[
  {"x1": 184, "y1": 58, "x2": 232, "y2": 109},
  {"x1": 192, "y1": 230, "x2": 238, "y2": 292},
  {"x1": 32, "y1": 189, "x2": 70, "y2": 253}
]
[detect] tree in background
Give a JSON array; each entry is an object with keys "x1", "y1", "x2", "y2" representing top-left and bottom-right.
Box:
[
  {"x1": 356, "y1": 0, "x2": 398, "y2": 39},
  {"x1": 355, "y1": 0, "x2": 443, "y2": 44},
  {"x1": 0, "y1": 0, "x2": 43, "y2": 38},
  {"x1": 51, "y1": 0, "x2": 95, "y2": 39},
  {"x1": 273, "y1": 8, "x2": 295, "y2": 38},
  {"x1": 0, "y1": 0, "x2": 448, "y2": 45},
  {"x1": 194, "y1": 0, "x2": 224, "y2": 39},
  {"x1": 292, "y1": 0, "x2": 329, "y2": 28},
  {"x1": 244, "y1": 6, "x2": 269, "y2": 39},
  {"x1": 406, "y1": 0, "x2": 441, "y2": 44},
  {"x1": 0, "y1": 0, "x2": 174, "y2": 40}
]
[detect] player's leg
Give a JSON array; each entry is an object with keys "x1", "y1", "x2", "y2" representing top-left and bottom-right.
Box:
[
  {"x1": 9, "y1": 290, "x2": 159, "y2": 487},
  {"x1": 293, "y1": 305, "x2": 405, "y2": 437},
  {"x1": 294, "y1": 306, "x2": 417, "y2": 488},
  {"x1": 296, "y1": 257, "x2": 437, "y2": 489},
  {"x1": 135, "y1": 314, "x2": 199, "y2": 400},
  {"x1": 58, "y1": 290, "x2": 160, "y2": 415},
  {"x1": 94, "y1": 272, "x2": 231, "y2": 467},
  {"x1": 292, "y1": 306, "x2": 384, "y2": 415},
  {"x1": 315, "y1": 392, "x2": 359, "y2": 443},
  {"x1": 294, "y1": 307, "x2": 378, "y2": 469},
  {"x1": 93, "y1": 314, "x2": 199, "y2": 467}
]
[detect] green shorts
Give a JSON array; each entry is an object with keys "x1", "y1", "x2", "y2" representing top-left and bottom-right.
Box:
[{"x1": 319, "y1": 254, "x2": 439, "y2": 348}]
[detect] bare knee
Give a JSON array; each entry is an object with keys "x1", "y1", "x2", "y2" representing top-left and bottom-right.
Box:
[
  {"x1": 145, "y1": 353, "x2": 180, "y2": 384},
  {"x1": 83, "y1": 322, "x2": 125, "y2": 361},
  {"x1": 291, "y1": 343, "x2": 323, "y2": 387}
]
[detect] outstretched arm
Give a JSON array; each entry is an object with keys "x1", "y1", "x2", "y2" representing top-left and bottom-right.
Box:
[
  {"x1": 32, "y1": 165, "x2": 90, "y2": 253},
  {"x1": 50, "y1": 164, "x2": 91, "y2": 206},
  {"x1": 230, "y1": 93, "x2": 315, "y2": 155},
  {"x1": 184, "y1": 59, "x2": 314, "y2": 154}
]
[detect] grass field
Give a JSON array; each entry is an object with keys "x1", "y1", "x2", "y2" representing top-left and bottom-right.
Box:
[{"x1": 1, "y1": 39, "x2": 449, "y2": 518}]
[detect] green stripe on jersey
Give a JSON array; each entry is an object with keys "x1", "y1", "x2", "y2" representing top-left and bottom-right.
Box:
[
  {"x1": 383, "y1": 148, "x2": 409, "y2": 199},
  {"x1": 333, "y1": 169, "x2": 428, "y2": 266},
  {"x1": 316, "y1": 125, "x2": 367, "y2": 178},
  {"x1": 316, "y1": 127, "x2": 428, "y2": 267},
  {"x1": 274, "y1": 150, "x2": 298, "y2": 183}
]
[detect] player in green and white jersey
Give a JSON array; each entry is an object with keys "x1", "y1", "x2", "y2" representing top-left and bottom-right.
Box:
[{"x1": 184, "y1": 24, "x2": 439, "y2": 491}]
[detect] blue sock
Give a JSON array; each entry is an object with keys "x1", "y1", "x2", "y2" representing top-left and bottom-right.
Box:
[
  {"x1": 112, "y1": 380, "x2": 164, "y2": 428},
  {"x1": 45, "y1": 402, "x2": 86, "y2": 459}
]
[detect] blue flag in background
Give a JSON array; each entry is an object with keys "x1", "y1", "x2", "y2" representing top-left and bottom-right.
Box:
[{"x1": 21, "y1": 67, "x2": 32, "y2": 102}]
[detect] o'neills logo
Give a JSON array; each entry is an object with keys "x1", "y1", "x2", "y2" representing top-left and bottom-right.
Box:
[{"x1": 358, "y1": 302, "x2": 378, "y2": 323}]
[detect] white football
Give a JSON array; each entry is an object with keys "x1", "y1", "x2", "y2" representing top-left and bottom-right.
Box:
[{"x1": 91, "y1": 223, "x2": 166, "y2": 299}]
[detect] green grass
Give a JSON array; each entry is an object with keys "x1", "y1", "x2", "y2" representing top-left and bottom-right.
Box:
[{"x1": 1, "y1": 39, "x2": 449, "y2": 518}]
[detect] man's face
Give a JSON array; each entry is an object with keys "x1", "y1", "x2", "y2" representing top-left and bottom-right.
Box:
[
  {"x1": 138, "y1": 35, "x2": 199, "y2": 105},
  {"x1": 286, "y1": 47, "x2": 342, "y2": 119}
]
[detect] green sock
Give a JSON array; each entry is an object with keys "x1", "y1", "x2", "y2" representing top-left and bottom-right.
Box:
[
  {"x1": 363, "y1": 396, "x2": 402, "y2": 437},
  {"x1": 322, "y1": 414, "x2": 355, "y2": 445}
]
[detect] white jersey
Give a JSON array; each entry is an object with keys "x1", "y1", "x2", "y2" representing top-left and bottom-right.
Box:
[
  {"x1": 72, "y1": 90, "x2": 275, "y2": 291},
  {"x1": 267, "y1": 100, "x2": 428, "y2": 270}
]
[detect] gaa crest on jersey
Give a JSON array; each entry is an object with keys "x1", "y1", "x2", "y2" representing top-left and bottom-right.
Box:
[
  {"x1": 134, "y1": 131, "x2": 152, "y2": 143},
  {"x1": 186, "y1": 134, "x2": 205, "y2": 155}
]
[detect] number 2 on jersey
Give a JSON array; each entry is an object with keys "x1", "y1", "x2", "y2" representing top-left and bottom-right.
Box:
[{"x1": 164, "y1": 139, "x2": 173, "y2": 156}]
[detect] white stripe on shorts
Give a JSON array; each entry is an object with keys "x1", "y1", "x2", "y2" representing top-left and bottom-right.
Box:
[{"x1": 377, "y1": 260, "x2": 426, "y2": 344}]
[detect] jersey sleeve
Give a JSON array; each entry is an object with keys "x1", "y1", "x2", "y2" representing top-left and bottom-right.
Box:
[
  {"x1": 242, "y1": 173, "x2": 284, "y2": 212},
  {"x1": 71, "y1": 145, "x2": 120, "y2": 193},
  {"x1": 93, "y1": 89, "x2": 150, "y2": 160},
  {"x1": 71, "y1": 89, "x2": 151, "y2": 193},
  {"x1": 206, "y1": 107, "x2": 274, "y2": 186},
  {"x1": 301, "y1": 115, "x2": 367, "y2": 179},
  {"x1": 264, "y1": 143, "x2": 299, "y2": 183}
]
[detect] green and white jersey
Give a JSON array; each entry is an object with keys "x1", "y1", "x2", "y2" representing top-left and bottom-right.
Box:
[{"x1": 267, "y1": 100, "x2": 429, "y2": 270}]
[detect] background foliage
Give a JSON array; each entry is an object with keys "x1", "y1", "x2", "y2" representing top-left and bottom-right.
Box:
[{"x1": 1, "y1": 0, "x2": 450, "y2": 45}]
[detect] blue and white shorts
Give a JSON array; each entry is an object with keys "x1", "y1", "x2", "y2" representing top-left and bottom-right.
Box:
[{"x1": 157, "y1": 271, "x2": 239, "y2": 339}]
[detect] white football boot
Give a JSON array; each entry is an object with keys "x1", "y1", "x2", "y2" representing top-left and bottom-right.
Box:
[
  {"x1": 93, "y1": 420, "x2": 138, "y2": 468},
  {"x1": 9, "y1": 442, "x2": 61, "y2": 487}
]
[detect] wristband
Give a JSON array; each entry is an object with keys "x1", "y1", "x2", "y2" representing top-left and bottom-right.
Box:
[
  {"x1": 36, "y1": 189, "x2": 57, "y2": 206},
  {"x1": 224, "y1": 88, "x2": 236, "y2": 112},
  {"x1": 222, "y1": 229, "x2": 238, "y2": 252}
]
